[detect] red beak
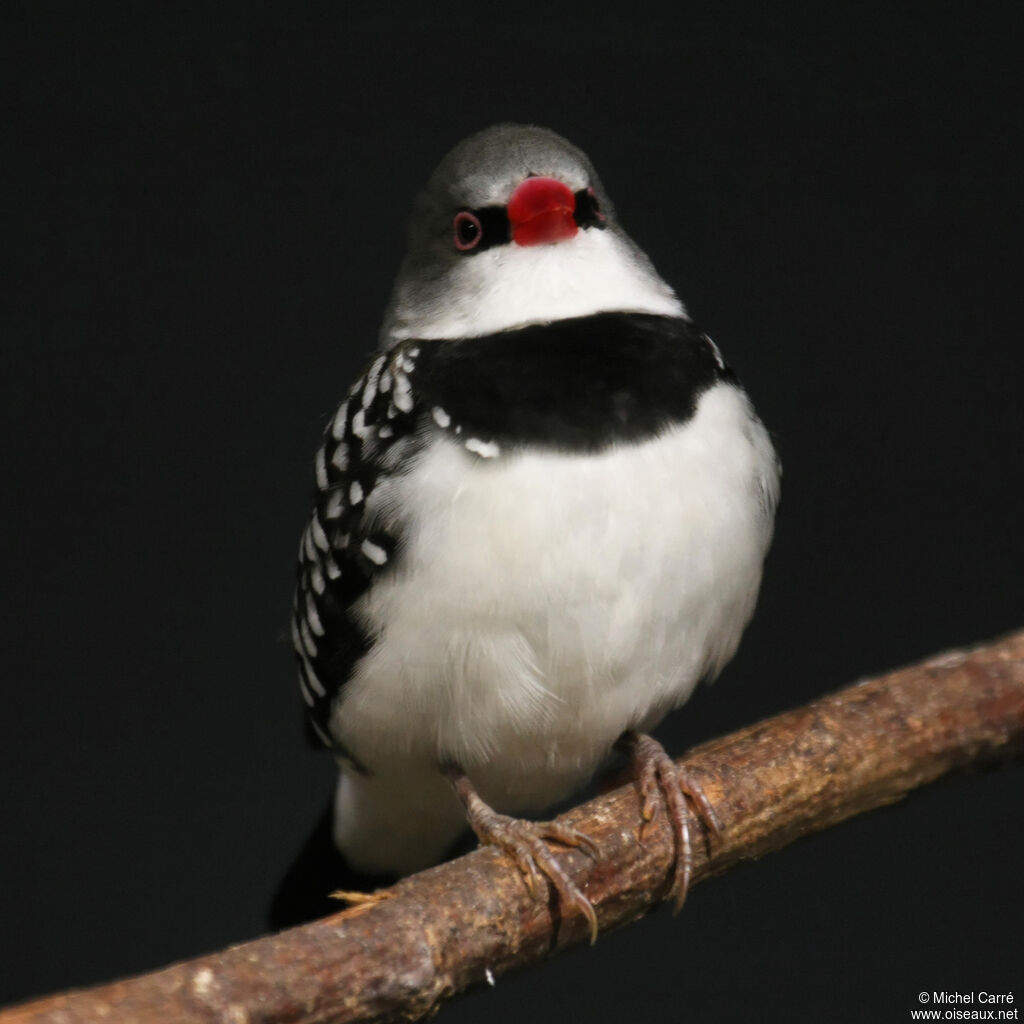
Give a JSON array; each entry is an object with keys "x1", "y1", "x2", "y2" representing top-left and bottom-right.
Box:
[{"x1": 507, "y1": 177, "x2": 578, "y2": 247}]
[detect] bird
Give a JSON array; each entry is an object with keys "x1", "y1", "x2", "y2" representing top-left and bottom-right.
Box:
[{"x1": 289, "y1": 123, "x2": 779, "y2": 940}]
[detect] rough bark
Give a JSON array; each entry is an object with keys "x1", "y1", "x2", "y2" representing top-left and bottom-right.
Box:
[{"x1": 5, "y1": 630, "x2": 1024, "y2": 1024}]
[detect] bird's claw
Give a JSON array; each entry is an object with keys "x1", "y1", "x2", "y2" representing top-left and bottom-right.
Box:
[
  {"x1": 626, "y1": 731, "x2": 719, "y2": 913},
  {"x1": 476, "y1": 811, "x2": 600, "y2": 944},
  {"x1": 540, "y1": 819, "x2": 601, "y2": 861},
  {"x1": 445, "y1": 766, "x2": 600, "y2": 944}
]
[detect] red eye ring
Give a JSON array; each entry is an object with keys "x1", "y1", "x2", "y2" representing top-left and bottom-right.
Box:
[{"x1": 453, "y1": 210, "x2": 483, "y2": 251}]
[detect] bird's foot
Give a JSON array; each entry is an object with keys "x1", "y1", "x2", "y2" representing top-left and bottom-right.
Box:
[
  {"x1": 443, "y1": 765, "x2": 600, "y2": 944},
  {"x1": 620, "y1": 730, "x2": 721, "y2": 913}
]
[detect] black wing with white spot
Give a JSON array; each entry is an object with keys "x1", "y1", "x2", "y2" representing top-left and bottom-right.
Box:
[{"x1": 291, "y1": 343, "x2": 426, "y2": 761}]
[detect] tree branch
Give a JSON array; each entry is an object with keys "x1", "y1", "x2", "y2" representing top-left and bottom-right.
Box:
[{"x1": 6, "y1": 630, "x2": 1024, "y2": 1024}]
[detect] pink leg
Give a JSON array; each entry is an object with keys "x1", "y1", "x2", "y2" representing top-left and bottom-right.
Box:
[
  {"x1": 620, "y1": 731, "x2": 721, "y2": 912},
  {"x1": 443, "y1": 765, "x2": 600, "y2": 943}
]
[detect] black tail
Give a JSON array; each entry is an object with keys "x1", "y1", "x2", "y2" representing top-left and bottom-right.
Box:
[{"x1": 268, "y1": 800, "x2": 395, "y2": 930}]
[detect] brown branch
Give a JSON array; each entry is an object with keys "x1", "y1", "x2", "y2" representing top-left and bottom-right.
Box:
[{"x1": 6, "y1": 630, "x2": 1024, "y2": 1024}]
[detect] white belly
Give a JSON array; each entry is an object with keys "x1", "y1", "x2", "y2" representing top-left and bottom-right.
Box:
[{"x1": 331, "y1": 381, "x2": 777, "y2": 867}]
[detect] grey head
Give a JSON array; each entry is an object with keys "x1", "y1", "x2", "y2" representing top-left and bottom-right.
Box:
[{"x1": 380, "y1": 124, "x2": 684, "y2": 344}]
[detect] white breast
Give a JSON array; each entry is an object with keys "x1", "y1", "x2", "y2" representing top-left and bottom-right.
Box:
[{"x1": 333, "y1": 381, "x2": 777, "y2": 820}]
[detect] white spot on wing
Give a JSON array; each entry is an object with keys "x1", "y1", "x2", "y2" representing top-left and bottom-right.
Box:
[
  {"x1": 361, "y1": 539, "x2": 388, "y2": 565},
  {"x1": 350, "y1": 480, "x2": 364, "y2": 505},
  {"x1": 315, "y1": 447, "x2": 328, "y2": 489},
  {"x1": 325, "y1": 489, "x2": 346, "y2": 520},
  {"x1": 300, "y1": 620, "x2": 317, "y2": 658},
  {"x1": 331, "y1": 401, "x2": 349, "y2": 441},
  {"x1": 704, "y1": 333, "x2": 725, "y2": 370},
  {"x1": 363, "y1": 356, "x2": 385, "y2": 407},
  {"x1": 332, "y1": 443, "x2": 349, "y2": 472},
  {"x1": 311, "y1": 515, "x2": 329, "y2": 552},
  {"x1": 378, "y1": 424, "x2": 394, "y2": 439},
  {"x1": 432, "y1": 406, "x2": 451, "y2": 428},
  {"x1": 393, "y1": 373, "x2": 413, "y2": 413},
  {"x1": 310, "y1": 565, "x2": 325, "y2": 594},
  {"x1": 352, "y1": 408, "x2": 371, "y2": 440},
  {"x1": 306, "y1": 594, "x2": 324, "y2": 636},
  {"x1": 465, "y1": 437, "x2": 500, "y2": 458},
  {"x1": 300, "y1": 654, "x2": 326, "y2": 696}
]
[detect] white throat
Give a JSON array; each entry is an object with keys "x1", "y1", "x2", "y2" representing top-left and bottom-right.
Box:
[{"x1": 385, "y1": 229, "x2": 686, "y2": 342}]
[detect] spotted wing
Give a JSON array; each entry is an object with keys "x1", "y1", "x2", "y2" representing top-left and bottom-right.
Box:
[{"x1": 291, "y1": 343, "x2": 424, "y2": 759}]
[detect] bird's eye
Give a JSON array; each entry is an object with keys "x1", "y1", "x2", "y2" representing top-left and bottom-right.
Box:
[
  {"x1": 453, "y1": 211, "x2": 483, "y2": 251},
  {"x1": 586, "y1": 187, "x2": 605, "y2": 222}
]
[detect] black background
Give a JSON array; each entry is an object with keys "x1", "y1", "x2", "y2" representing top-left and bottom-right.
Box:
[{"x1": 4, "y1": 3, "x2": 1022, "y2": 1019}]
